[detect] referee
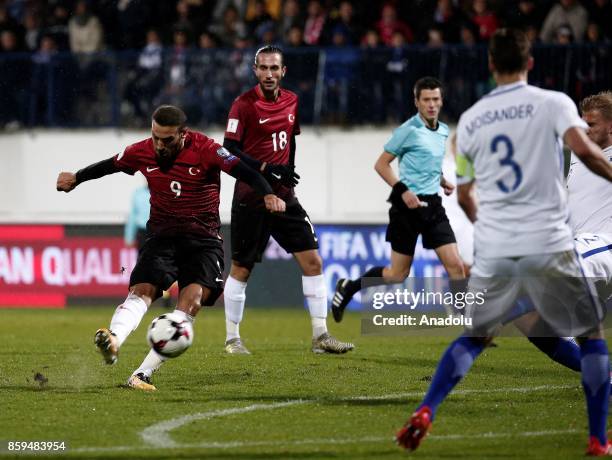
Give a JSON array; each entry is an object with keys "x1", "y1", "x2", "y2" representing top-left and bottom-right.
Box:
[{"x1": 332, "y1": 77, "x2": 465, "y2": 321}]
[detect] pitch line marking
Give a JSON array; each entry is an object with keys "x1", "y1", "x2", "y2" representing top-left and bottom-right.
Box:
[
  {"x1": 141, "y1": 400, "x2": 306, "y2": 448},
  {"x1": 57, "y1": 428, "x2": 581, "y2": 455},
  {"x1": 0, "y1": 385, "x2": 578, "y2": 456},
  {"x1": 345, "y1": 383, "x2": 576, "y2": 401},
  {"x1": 140, "y1": 384, "x2": 577, "y2": 448}
]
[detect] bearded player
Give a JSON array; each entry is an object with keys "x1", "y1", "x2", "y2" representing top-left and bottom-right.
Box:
[
  {"x1": 57, "y1": 105, "x2": 285, "y2": 390},
  {"x1": 221, "y1": 45, "x2": 354, "y2": 354}
]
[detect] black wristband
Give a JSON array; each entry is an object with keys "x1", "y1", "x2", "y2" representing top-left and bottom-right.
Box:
[
  {"x1": 388, "y1": 181, "x2": 409, "y2": 205},
  {"x1": 392, "y1": 181, "x2": 409, "y2": 195}
]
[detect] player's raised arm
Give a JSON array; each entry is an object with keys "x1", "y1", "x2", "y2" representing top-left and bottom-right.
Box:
[
  {"x1": 223, "y1": 139, "x2": 299, "y2": 187},
  {"x1": 56, "y1": 156, "x2": 120, "y2": 192}
]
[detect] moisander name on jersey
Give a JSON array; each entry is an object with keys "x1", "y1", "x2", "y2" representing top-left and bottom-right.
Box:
[{"x1": 465, "y1": 104, "x2": 534, "y2": 136}]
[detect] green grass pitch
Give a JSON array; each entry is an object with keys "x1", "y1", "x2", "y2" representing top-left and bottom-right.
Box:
[{"x1": 0, "y1": 307, "x2": 594, "y2": 459}]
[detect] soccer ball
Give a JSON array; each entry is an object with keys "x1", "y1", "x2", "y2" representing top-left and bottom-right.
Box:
[{"x1": 147, "y1": 313, "x2": 193, "y2": 358}]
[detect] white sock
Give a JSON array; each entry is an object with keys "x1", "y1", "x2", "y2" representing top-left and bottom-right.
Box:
[
  {"x1": 110, "y1": 293, "x2": 148, "y2": 347},
  {"x1": 311, "y1": 317, "x2": 327, "y2": 339},
  {"x1": 172, "y1": 308, "x2": 194, "y2": 323},
  {"x1": 132, "y1": 310, "x2": 194, "y2": 379},
  {"x1": 224, "y1": 276, "x2": 247, "y2": 341},
  {"x1": 303, "y1": 274, "x2": 328, "y2": 338},
  {"x1": 226, "y1": 319, "x2": 240, "y2": 341},
  {"x1": 133, "y1": 349, "x2": 166, "y2": 379}
]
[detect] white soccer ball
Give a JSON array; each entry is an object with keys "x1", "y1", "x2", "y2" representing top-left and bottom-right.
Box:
[{"x1": 147, "y1": 313, "x2": 193, "y2": 358}]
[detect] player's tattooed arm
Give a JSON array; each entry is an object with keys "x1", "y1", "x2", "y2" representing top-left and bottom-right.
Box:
[
  {"x1": 228, "y1": 161, "x2": 286, "y2": 212},
  {"x1": 56, "y1": 157, "x2": 120, "y2": 192}
]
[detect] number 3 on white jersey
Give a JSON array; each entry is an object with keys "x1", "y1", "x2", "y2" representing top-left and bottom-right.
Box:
[
  {"x1": 491, "y1": 134, "x2": 522, "y2": 193},
  {"x1": 170, "y1": 180, "x2": 181, "y2": 197}
]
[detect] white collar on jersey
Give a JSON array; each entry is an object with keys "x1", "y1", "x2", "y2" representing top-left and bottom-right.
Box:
[{"x1": 489, "y1": 80, "x2": 527, "y2": 95}]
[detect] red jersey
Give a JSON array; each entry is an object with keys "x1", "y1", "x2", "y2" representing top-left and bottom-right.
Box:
[
  {"x1": 225, "y1": 85, "x2": 300, "y2": 205},
  {"x1": 114, "y1": 130, "x2": 239, "y2": 239}
]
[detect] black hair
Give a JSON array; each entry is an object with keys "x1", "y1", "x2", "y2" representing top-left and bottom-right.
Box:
[
  {"x1": 414, "y1": 77, "x2": 443, "y2": 99},
  {"x1": 152, "y1": 105, "x2": 187, "y2": 128},
  {"x1": 254, "y1": 45, "x2": 284, "y2": 65},
  {"x1": 489, "y1": 28, "x2": 531, "y2": 74}
]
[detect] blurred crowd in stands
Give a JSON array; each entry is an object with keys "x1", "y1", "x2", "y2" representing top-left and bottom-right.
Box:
[
  {"x1": 1, "y1": 0, "x2": 611, "y2": 54},
  {"x1": 0, "y1": 0, "x2": 610, "y2": 129}
]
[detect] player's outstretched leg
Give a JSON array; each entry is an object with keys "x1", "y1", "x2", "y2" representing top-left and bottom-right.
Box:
[
  {"x1": 580, "y1": 338, "x2": 612, "y2": 455},
  {"x1": 127, "y1": 349, "x2": 164, "y2": 392},
  {"x1": 94, "y1": 328, "x2": 119, "y2": 365},
  {"x1": 303, "y1": 274, "x2": 354, "y2": 353},
  {"x1": 396, "y1": 336, "x2": 485, "y2": 451},
  {"x1": 528, "y1": 336, "x2": 612, "y2": 395},
  {"x1": 528, "y1": 336, "x2": 581, "y2": 371},
  {"x1": 331, "y1": 278, "x2": 357, "y2": 323},
  {"x1": 127, "y1": 309, "x2": 194, "y2": 391},
  {"x1": 512, "y1": 302, "x2": 583, "y2": 372},
  {"x1": 396, "y1": 406, "x2": 432, "y2": 451},
  {"x1": 332, "y1": 267, "x2": 384, "y2": 322},
  {"x1": 224, "y1": 275, "x2": 250, "y2": 354},
  {"x1": 95, "y1": 292, "x2": 148, "y2": 364},
  {"x1": 517, "y1": 310, "x2": 612, "y2": 395}
]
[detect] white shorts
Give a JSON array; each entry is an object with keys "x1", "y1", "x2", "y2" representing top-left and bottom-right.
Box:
[
  {"x1": 575, "y1": 233, "x2": 612, "y2": 300},
  {"x1": 464, "y1": 250, "x2": 603, "y2": 337}
]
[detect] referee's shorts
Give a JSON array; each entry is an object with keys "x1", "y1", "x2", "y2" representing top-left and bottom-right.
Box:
[{"x1": 386, "y1": 194, "x2": 456, "y2": 256}]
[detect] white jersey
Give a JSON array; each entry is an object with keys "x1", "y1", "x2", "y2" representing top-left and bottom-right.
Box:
[
  {"x1": 456, "y1": 81, "x2": 587, "y2": 258},
  {"x1": 567, "y1": 145, "x2": 612, "y2": 234}
]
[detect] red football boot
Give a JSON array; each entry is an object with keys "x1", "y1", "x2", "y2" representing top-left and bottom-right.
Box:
[
  {"x1": 587, "y1": 436, "x2": 612, "y2": 456},
  {"x1": 396, "y1": 405, "x2": 432, "y2": 451}
]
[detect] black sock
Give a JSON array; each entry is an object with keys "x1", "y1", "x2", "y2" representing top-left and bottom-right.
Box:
[
  {"x1": 449, "y1": 278, "x2": 468, "y2": 296},
  {"x1": 346, "y1": 266, "x2": 385, "y2": 296}
]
